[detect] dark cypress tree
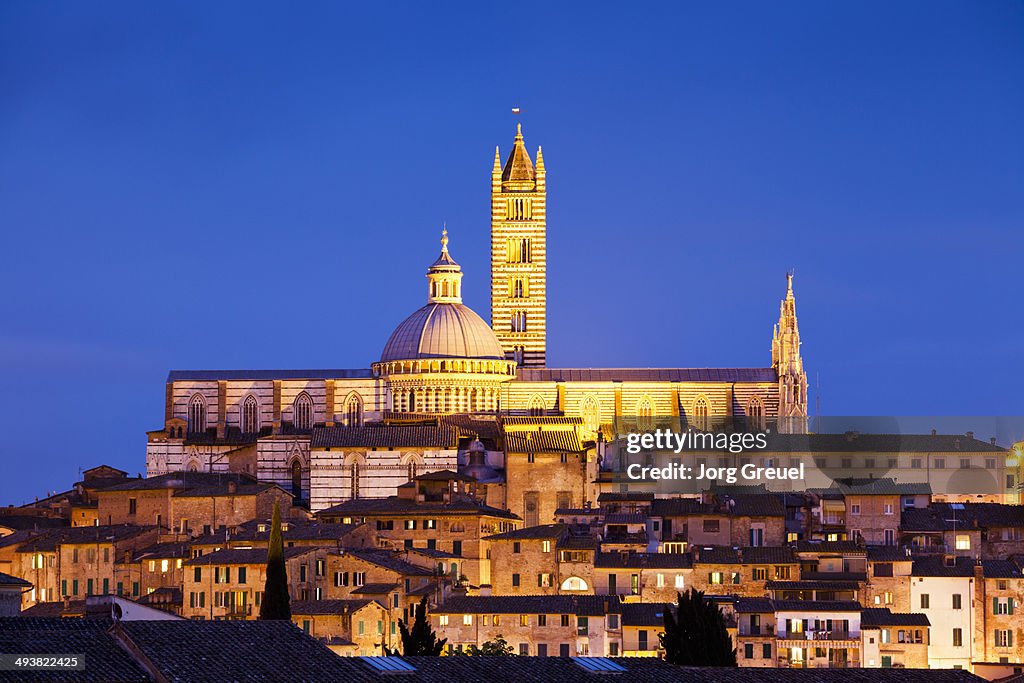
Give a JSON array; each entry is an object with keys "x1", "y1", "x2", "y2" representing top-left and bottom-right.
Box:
[
  {"x1": 660, "y1": 588, "x2": 737, "y2": 666},
  {"x1": 385, "y1": 596, "x2": 447, "y2": 656},
  {"x1": 258, "y1": 500, "x2": 291, "y2": 620}
]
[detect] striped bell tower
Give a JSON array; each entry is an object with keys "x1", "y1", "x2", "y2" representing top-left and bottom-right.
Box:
[{"x1": 491, "y1": 123, "x2": 547, "y2": 367}]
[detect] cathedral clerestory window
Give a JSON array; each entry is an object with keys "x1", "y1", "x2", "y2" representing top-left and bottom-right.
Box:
[
  {"x1": 242, "y1": 395, "x2": 260, "y2": 434},
  {"x1": 294, "y1": 393, "x2": 313, "y2": 431},
  {"x1": 188, "y1": 394, "x2": 207, "y2": 434}
]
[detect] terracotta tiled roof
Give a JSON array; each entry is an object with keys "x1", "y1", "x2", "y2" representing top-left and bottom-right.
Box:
[
  {"x1": 0, "y1": 571, "x2": 31, "y2": 587},
  {"x1": 0, "y1": 618, "x2": 149, "y2": 681},
  {"x1": 435, "y1": 595, "x2": 615, "y2": 617},
  {"x1": 343, "y1": 550, "x2": 435, "y2": 576},
  {"x1": 484, "y1": 523, "x2": 567, "y2": 541},
  {"x1": 184, "y1": 546, "x2": 313, "y2": 566},
  {"x1": 311, "y1": 424, "x2": 459, "y2": 449},
  {"x1": 290, "y1": 599, "x2": 375, "y2": 615},
  {"x1": 594, "y1": 552, "x2": 692, "y2": 569},
  {"x1": 861, "y1": 608, "x2": 931, "y2": 627},
  {"x1": 504, "y1": 430, "x2": 585, "y2": 453},
  {"x1": 316, "y1": 496, "x2": 518, "y2": 520}
]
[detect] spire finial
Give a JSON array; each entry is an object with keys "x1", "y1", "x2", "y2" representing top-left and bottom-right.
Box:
[
  {"x1": 441, "y1": 224, "x2": 449, "y2": 251},
  {"x1": 516, "y1": 122, "x2": 523, "y2": 138}
]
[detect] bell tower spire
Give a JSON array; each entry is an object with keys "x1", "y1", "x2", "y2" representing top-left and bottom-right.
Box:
[
  {"x1": 491, "y1": 122, "x2": 547, "y2": 366},
  {"x1": 772, "y1": 272, "x2": 808, "y2": 431}
]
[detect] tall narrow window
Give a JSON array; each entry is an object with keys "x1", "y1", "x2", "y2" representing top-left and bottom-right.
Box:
[
  {"x1": 242, "y1": 395, "x2": 260, "y2": 434},
  {"x1": 513, "y1": 345, "x2": 525, "y2": 365},
  {"x1": 637, "y1": 397, "x2": 653, "y2": 430},
  {"x1": 511, "y1": 310, "x2": 527, "y2": 332},
  {"x1": 747, "y1": 396, "x2": 764, "y2": 431},
  {"x1": 582, "y1": 396, "x2": 600, "y2": 433},
  {"x1": 291, "y1": 460, "x2": 303, "y2": 500},
  {"x1": 509, "y1": 276, "x2": 528, "y2": 298},
  {"x1": 293, "y1": 392, "x2": 313, "y2": 431},
  {"x1": 693, "y1": 396, "x2": 709, "y2": 431},
  {"x1": 345, "y1": 394, "x2": 363, "y2": 427},
  {"x1": 188, "y1": 394, "x2": 207, "y2": 434}
]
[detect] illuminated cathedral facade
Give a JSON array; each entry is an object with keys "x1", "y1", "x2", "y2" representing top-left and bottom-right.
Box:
[{"x1": 145, "y1": 124, "x2": 808, "y2": 518}]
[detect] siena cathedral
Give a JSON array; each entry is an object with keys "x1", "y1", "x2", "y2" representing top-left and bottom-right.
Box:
[{"x1": 146, "y1": 124, "x2": 808, "y2": 522}]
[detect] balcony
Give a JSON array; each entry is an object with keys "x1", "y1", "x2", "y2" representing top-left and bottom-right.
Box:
[
  {"x1": 224, "y1": 604, "x2": 252, "y2": 619},
  {"x1": 737, "y1": 626, "x2": 773, "y2": 637},
  {"x1": 778, "y1": 631, "x2": 860, "y2": 647}
]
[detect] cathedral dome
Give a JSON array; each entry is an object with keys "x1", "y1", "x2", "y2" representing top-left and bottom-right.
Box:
[
  {"x1": 378, "y1": 229, "x2": 509, "y2": 365},
  {"x1": 380, "y1": 302, "x2": 506, "y2": 362}
]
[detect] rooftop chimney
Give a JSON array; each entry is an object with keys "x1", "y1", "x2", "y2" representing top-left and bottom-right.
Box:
[{"x1": 966, "y1": 431, "x2": 974, "y2": 441}]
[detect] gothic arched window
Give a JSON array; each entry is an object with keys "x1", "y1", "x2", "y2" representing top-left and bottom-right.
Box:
[
  {"x1": 637, "y1": 396, "x2": 653, "y2": 430},
  {"x1": 242, "y1": 395, "x2": 260, "y2": 434},
  {"x1": 581, "y1": 396, "x2": 600, "y2": 433},
  {"x1": 188, "y1": 394, "x2": 207, "y2": 434},
  {"x1": 693, "y1": 396, "x2": 710, "y2": 432},
  {"x1": 291, "y1": 460, "x2": 303, "y2": 500},
  {"x1": 747, "y1": 396, "x2": 765, "y2": 431},
  {"x1": 345, "y1": 393, "x2": 363, "y2": 427},
  {"x1": 528, "y1": 395, "x2": 545, "y2": 417},
  {"x1": 294, "y1": 392, "x2": 313, "y2": 431}
]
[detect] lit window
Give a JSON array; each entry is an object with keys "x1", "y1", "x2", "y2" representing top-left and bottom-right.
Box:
[
  {"x1": 955, "y1": 535, "x2": 971, "y2": 550},
  {"x1": 542, "y1": 540, "x2": 551, "y2": 553},
  {"x1": 439, "y1": 615, "x2": 449, "y2": 626},
  {"x1": 161, "y1": 559, "x2": 169, "y2": 573},
  {"x1": 463, "y1": 614, "x2": 472, "y2": 626}
]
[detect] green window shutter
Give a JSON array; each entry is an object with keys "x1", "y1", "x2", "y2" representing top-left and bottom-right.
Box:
[
  {"x1": 994, "y1": 597, "x2": 999, "y2": 615},
  {"x1": 1009, "y1": 630, "x2": 1014, "y2": 647},
  {"x1": 61, "y1": 580, "x2": 67, "y2": 596},
  {"x1": 1009, "y1": 599, "x2": 1015, "y2": 615}
]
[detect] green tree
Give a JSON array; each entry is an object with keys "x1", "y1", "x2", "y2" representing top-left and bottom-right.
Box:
[
  {"x1": 385, "y1": 596, "x2": 447, "y2": 656},
  {"x1": 258, "y1": 500, "x2": 291, "y2": 620},
  {"x1": 660, "y1": 588, "x2": 736, "y2": 666},
  {"x1": 449, "y1": 635, "x2": 517, "y2": 656}
]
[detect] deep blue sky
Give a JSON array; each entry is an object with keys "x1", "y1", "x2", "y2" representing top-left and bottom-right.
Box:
[{"x1": 1, "y1": 3, "x2": 1022, "y2": 504}]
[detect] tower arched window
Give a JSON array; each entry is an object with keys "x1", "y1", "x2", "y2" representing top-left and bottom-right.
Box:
[
  {"x1": 293, "y1": 392, "x2": 313, "y2": 431},
  {"x1": 242, "y1": 395, "x2": 260, "y2": 434},
  {"x1": 510, "y1": 276, "x2": 528, "y2": 298},
  {"x1": 345, "y1": 394, "x2": 363, "y2": 427},
  {"x1": 747, "y1": 396, "x2": 765, "y2": 431},
  {"x1": 291, "y1": 460, "x2": 303, "y2": 501},
  {"x1": 637, "y1": 397, "x2": 653, "y2": 430},
  {"x1": 692, "y1": 396, "x2": 709, "y2": 432},
  {"x1": 188, "y1": 394, "x2": 207, "y2": 434}
]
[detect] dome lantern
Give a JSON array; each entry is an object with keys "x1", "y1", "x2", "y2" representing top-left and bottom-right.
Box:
[{"x1": 427, "y1": 227, "x2": 463, "y2": 304}]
